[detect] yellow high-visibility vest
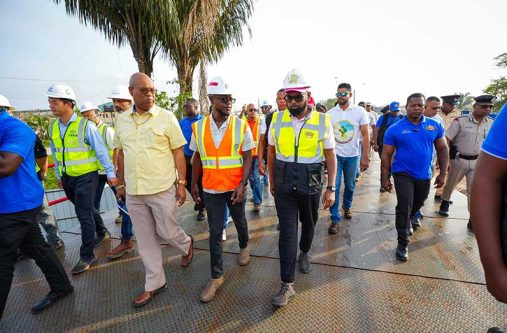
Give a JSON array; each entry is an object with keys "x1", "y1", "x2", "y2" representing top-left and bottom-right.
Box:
[
  {"x1": 98, "y1": 123, "x2": 114, "y2": 171},
  {"x1": 49, "y1": 116, "x2": 99, "y2": 176}
]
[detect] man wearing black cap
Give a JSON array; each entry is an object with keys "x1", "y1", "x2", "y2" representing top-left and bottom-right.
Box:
[
  {"x1": 435, "y1": 94, "x2": 462, "y2": 200},
  {"x1": 438, "y1": 95, "x2": 495, "y2": 230}
]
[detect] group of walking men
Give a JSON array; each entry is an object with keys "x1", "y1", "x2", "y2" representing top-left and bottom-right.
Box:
[{"x1": 0, "y1": 67, "x2": 502, "y2": 318}]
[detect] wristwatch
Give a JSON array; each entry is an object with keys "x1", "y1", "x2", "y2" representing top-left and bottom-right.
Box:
[
  {"x1": 241, "y1": 179, "x2": 248, "y2": 187},
  {"x1": 326, "y1": 185, "x2": 336, "y2": 192},
  {"x1": 178, "y1": 179, "x2": 187, "y2": 186}
]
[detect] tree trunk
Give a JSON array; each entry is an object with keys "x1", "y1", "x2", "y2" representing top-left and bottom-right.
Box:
[
  {"x1": 199, "y1": 61, "x2": 209, "y2": 114},
  {"x1": 176, "y1": 63, "x2": 195, "y2": 96}
]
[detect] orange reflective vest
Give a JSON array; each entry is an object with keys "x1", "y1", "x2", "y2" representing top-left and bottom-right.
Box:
[
  {"x1": 192, "y1": 115, "x2": 247, "y2": 191},
  {"x1": 247, "y1": 116, "x2": 260, "y2": 156}
]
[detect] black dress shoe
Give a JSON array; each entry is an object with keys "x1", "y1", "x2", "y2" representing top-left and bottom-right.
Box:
[
  {"x1": 396, "y1": 245, "x2": 408, "y2": 261},
  {"x1": 31, "y1": 286, "x2": 74, "y2": 314}
]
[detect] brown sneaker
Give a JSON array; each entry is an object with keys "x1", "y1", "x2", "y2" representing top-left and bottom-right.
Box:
[
  {"x1": 343, "y1": 208, "x2": 352, "y2": 220},
  {"x1": 328, "y1": 223, "x2": 339, "y2": 234},
  {"x1": 181, "y1": 236, "x2": 194, "y2": 267},
  {"x1": 107, "y1": 239, "x2": 134, "y2": 260},
  {"x1": 200, "y1": 276, "x2": 224, "y2": 303},
  {"x1": 132, "y1": 283, "x2": 167, "y2": 308},
  {"x1": 237, "y1": 247, "x2": 250, "y2": 266}
]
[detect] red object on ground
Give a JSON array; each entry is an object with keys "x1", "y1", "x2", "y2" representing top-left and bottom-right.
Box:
[{"x1": 48, "y1": 196, "x2": 68, "y2": 206}]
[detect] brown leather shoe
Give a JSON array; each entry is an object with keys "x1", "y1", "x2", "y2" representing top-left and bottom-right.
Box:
[
  {"x1": 132, "y1": 283, "x2": 167, "y2": 308},
  {"x1": 200, "y1": 277, "x2": 224, "y2": 303},
  {"x1": 343, "y1": 208, "x2": 352, "y2": 219},
  {"x1": 237, "y1": 247, "x2": 250, "y2": 266},
  {"x1": 181, "y1": 236, "x2": 194, "y2": 267},
  {"x1": 107, "y1": 239, "x2": 134, "y2": 260}
]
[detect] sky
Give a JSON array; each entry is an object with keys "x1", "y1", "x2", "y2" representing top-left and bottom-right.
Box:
[{"x1": 1, "y1": 0, "x2": 507, "y2": 111}]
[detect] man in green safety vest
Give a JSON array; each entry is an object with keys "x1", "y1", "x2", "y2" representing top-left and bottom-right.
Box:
[{"x1": 47, "y1": 83, "x2": 117, "y2": 275}]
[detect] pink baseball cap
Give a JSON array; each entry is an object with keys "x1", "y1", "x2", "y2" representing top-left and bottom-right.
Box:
[{"x1": 284, "y1": 86, "x2": 310, "y2": 93}]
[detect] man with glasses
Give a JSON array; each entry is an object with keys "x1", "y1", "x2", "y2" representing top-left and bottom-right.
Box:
[
  {"x1": 179, "y1": 98, "x2": 205, "y2": 220},
  {"x1": 327, "y1": 83, "x2": 370, "y2": 234},
  {"x1": 268, "y1": 70, "x2": 336, "y2": 306},
  {"x1": 114, "y1": 73, "x2": 194, "y2": 308},
  {"x1": 438, "y1": 95, "x2": 495, "y2": 230},
  {"x1": 190, "y1": 77, "x2": 253, "y2": 303},
  {"x1": 245, "y1": 103, "x2": 264, "y2": 211}
]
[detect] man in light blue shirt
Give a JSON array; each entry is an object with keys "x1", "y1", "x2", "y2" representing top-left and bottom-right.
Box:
[{"x1": 47, "y1": 83, "x2": 117, "y2": 275}]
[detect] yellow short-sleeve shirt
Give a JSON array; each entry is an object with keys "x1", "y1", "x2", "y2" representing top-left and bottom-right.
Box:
[{"x1": 114, "y1": 105, "x2": 186, "y2": 195}]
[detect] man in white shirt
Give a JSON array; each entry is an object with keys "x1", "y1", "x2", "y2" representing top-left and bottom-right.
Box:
[{"x1": 327, "y1": 83, "x2": 370, "y2": 234}]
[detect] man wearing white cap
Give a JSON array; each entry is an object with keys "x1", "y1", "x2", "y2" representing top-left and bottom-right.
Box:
[
  {"x1": 47, "y1": 83, "x2": 117, "y2": 275},
  {"x1": 268, "y1": 69, "x2": 337, "y2": 306},
  {"x1": 190, "y1": 76, "x2": 254, "y2": 303}
]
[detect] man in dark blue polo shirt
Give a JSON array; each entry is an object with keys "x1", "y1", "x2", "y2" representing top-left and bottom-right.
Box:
[
  {"x1": 381, "y1": 93, "x2": 449, "y2": 261},
  {"x1": 0, "y1": 108, "x2": 73, "y2": 317},
  {"x1": 179, "y1": 98, "x2": 205, "y2": 220}
]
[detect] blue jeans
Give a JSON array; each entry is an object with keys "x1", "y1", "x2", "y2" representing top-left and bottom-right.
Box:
[
  {"x1": 329, "y1": 155, "x2": 359, "y2": 223},
  {"x1": 118, "y1": 200, "x2": 134, "y2": 241},
  {"x1": 249, "y1": 158, "x2": 263, "y2": 205}
]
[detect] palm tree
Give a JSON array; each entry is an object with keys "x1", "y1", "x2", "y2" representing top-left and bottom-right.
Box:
[
  {"x1": 198, "y1": 60, "x2": 209, "y2": 114},
  {"x1": 53, "y1": 0, "x2": 168, "y2": 77},
  {"x1": 159, "y1": 0, "x2": 254, "y2": 95},
  {"x1": 456, "y1": 93, "x2": 474, "y2": 111},
  {"x1": 26, "y1": 114, "x2": 51, "y2": 140}
]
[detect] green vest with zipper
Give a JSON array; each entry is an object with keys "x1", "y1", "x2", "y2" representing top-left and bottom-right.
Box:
[{"x1": 49, "y1": 116, "x2": 99, "y2": 177}]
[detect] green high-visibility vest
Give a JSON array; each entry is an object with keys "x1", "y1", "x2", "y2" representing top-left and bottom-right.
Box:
[
  {"x1": 49, "y1": 116, "x2": 99, "y2": 176},
  {"x1": 98, "y1": 123, "x2": 114, "y2": 171}
]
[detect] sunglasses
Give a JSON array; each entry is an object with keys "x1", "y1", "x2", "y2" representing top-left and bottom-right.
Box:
[
  {"x1": 431, "y1": 106, "x2": 442, "y2": 110},
  {"x1": 139, "y1": 87, "x2": 157, "y2": 95},
  {"x1": 285, "y1": 94, "x2": 305, "y2": 102},
  {"x1": 215, "y1": 96, "x2": 236, "y2": 104},
  {"x1": 336, "y1": 92, "x2": 349, "y2": 97},
  {"x1": 247, "y1": 108, "x2": 257, "y2": 112}
]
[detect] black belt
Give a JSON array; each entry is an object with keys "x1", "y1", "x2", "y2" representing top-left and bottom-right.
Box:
[{"x1": 458, "y1": 153, "x2": 478, "y2": 160}]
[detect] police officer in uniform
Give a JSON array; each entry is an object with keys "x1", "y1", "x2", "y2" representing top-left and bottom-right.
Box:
[
  {"x1": 435, "y1": 94, "x2": 462, "y2": 200},
  {"x1": 268, "y1": 69, "x2": 337, "y2": 307},
  {"x1": 438, "y1": 95, "x2": 495, "y2": 230}
]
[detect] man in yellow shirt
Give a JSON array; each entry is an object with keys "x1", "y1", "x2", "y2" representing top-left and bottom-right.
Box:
[{"x1": 114, "y1": 72, "x2": 194, "y2": 308}]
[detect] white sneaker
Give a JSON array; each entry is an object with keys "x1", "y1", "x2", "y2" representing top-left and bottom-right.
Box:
[{"x1": 222, "y1": 229, "x2": 227, "y2": 241}]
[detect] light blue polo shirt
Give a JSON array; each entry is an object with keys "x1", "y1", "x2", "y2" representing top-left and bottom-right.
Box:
[
  {"x1": 383, "y1": 116, "x2": 444, "y2": 180},
  {"x1": 482, "y1": 102, "x2": 507, "y2": 160},
  {"x1": 0, "y1": 111, "x2": 44, "y2": 214}
]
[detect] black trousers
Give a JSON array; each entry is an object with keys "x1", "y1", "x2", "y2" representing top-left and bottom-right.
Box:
[
  {"x1": 93, "y1": 174, "x2": 108, "y2": 236},
  {"x1": 62, "y1": 171, "x2": 103, "y2": 261},
  {"x1": 185, "y1": 156, "x2": 205, "y2": 211},
  {"x1": 275, "y1": 189, "x2": 321, "y2": 283},
  {"x1": 0, "y1": 206, "x2": 71, "y2": 318},
  {"x1": 393, "y1": 173, "x2": 431, "y2": 247},
  {"x1": 203, "y1": 191, "x2": 248, "y2": 279}
]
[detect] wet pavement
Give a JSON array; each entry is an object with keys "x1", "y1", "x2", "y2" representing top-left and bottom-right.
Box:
[{"x1": 2, "y1": 158, "x2": 506, "y2": 332}]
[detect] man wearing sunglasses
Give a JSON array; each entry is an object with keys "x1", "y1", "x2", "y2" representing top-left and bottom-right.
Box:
[
  {"x1": 438, "y1": 95, "x2": 495, "y2": 230},
  {"x1": 190, "y1": 77, "x2": 254, "y2": 303},
  {"x1": 268, "y1": 69, "x2": 336, "y2": 306},
  {"x1": 327, "y1": 83, "x2": 370, "y2": 234}
]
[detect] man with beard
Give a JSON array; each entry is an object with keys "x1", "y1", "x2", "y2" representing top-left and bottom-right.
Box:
[
  {"x1": 438, "y1": 95, "x2": 495, "y2": 230},
  {"x1": 190, "y1": 77, "x2": 253, "y2": 303},
  {"x1": 268, "y1": 69, "x2": 336, "y2": 306},
  {"x1": 106, "y1": 85, "x2": 135, "y2": 260},
  {"x1": 381, "y1": 93, "x2": 448, "y2": 261},
  {"x1": 327, "y1": 83, "x2": 370, "y2": 234},
  {"x1": 114, "y1": 73, "x2": 194, "y2": 307}
]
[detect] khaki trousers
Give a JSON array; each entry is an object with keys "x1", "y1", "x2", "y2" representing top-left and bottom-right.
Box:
[
  {"x1": 442, "y1": 158, "x2": 475, "y2": 212},
  {"x1": 127, "y1": 186, "x2": 191, "y2": 291}
]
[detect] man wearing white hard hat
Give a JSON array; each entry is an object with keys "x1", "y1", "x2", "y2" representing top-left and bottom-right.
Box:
[
  {"x1": 108, "y1": 85, "x2": 133, "y2": 114},
  {"x1": 190, "y1": 76, "x2": 254, "y2": 303},
  {"x1": 47, "y1": 83, "x2": 117, "y2": 275},
  {"x1": 268, "y1": 69, "x2": 337, "y2": 307}
]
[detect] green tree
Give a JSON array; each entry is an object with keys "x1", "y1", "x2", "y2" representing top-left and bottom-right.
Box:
[
  {"x1": 484, "y1": 53, "x2": 507, "y2": 111},
  {"x1": 53, "y1": 0, "x2": 167, "y2": 77},
  {"x1": 159, "y1": 0, "x2": 254, "y2": 95},
  {"x1": 456, "y1": 93, "x2": 474, "y2": 111},
  {"x1": 25, "y1": 114, "x2": 51, "y2": 140}
]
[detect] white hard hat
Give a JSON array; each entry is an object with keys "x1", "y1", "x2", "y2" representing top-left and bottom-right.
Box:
[
  {"x1": 0, "y1": 94, "x2": 14, "y2": 110},
  {"x1": 282, "y1": 69, "x2": 310, "y2": 93},
  {"x1": 207, "y1": 76, "x2": 232, "y2": 95},
  {"x1": 47, "y1": 83, "x2": 76, "y2": 101},
  {"x1": 260, "y1": 99, "x2": 272, "y2": 107},
  {"x1": 80, "y1": 101, "x2": 99, "y2": 113},
  {"x1": 108, "y1": 85, "x2": 132, "y2": 101}
]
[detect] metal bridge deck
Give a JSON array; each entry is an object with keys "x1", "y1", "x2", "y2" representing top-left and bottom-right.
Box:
[{"x1": 2, "y1": 158, "x2": 506, "y2": 332}]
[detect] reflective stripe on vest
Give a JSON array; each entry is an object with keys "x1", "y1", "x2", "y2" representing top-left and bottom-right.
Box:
[
  {"x1": 247, "y1": 117, "x2": 260, "y2": 156},
  {"x1": 270, "y1": 110, "x2": 329, "y2": 164},
  {"x1": 192, "y1": 115, "x2": 246, "y2": 191},
  {"x1": 98, "y1": 123, "x2": 114, "y2": 171},
  {"x1": 49, "y1": 116, "x2": 99, "y2": 176}
]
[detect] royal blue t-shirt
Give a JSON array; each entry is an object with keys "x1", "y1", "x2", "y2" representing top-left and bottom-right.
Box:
[
  {"x1": 482, "y1": 102, "x2": 507, "y2": 160},
  {"x1": 383, "y1": 116, "x2": 444, "y2": 180},
  {"x1": 179, "y1": 114, "x2": 203, "y2": 157},
  {"x1": 0, "y1": 112, "x2": 44, "y2": 214}
]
